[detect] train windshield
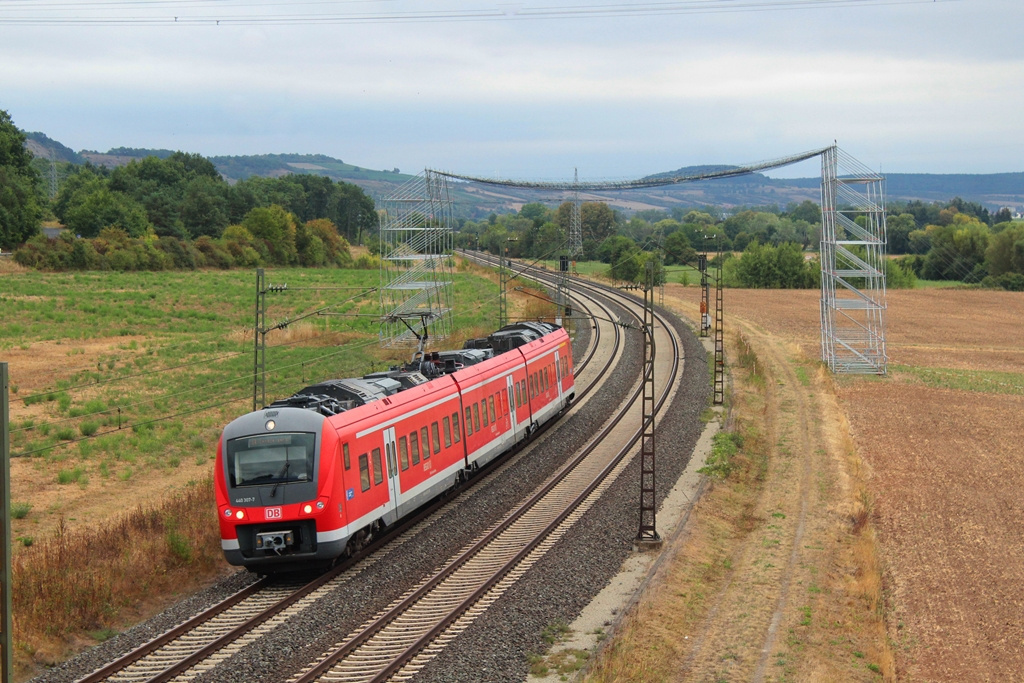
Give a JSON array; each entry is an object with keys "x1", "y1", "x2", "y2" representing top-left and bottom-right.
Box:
[{"x1": 226, "y1": 432, "x2": 316, "y2": 488}]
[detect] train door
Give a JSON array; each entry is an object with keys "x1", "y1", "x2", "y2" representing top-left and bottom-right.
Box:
[
  {"x1": 383, "y1": 427, "x2": 401, "y2": 518},
  {"x1": 507, "y1": 375, "x2": 519, "y2": 444},
  {"x1": 555, "y1": 350, "x2": 564, "y2": 402}
]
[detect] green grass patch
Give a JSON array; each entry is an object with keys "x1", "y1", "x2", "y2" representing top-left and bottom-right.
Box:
[
  {"x1": 893, "y1": 364, "x2": 1024, "y2": 396},
  {"x1": 699, "y1": 431, "x2": 744, "y2": 480},
  {"x1": 11, "y1": 502, "x2": 32, "y2": 519},
  {"x1": 56, "y1": 467, "x2": 86, "y2": 485}
]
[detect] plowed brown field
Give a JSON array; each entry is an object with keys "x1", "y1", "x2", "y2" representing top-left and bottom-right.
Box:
[{"x1": 709, "y1": 287, "x2": 1024, "y2": 681}]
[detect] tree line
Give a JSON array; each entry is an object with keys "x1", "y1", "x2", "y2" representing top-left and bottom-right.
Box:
[
  {"x1": 4, "y1": 107, "x2": 1020, "y2": 288},
  {"x1": 1, "y1": 109, "x2": 378, "y2": 272}
]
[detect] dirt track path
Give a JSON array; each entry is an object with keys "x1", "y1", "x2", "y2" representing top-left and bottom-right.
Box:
[{"x1": 677, "y1": 320, "x2": 828, "y2": 680}]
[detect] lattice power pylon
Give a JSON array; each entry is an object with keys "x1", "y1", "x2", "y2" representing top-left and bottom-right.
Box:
[
  {"x1": 569, "y1": 168, "x2": 583, "y2": 265},
  {"x1": 379, "y1": 170, "x2": 455, "y2": 347},
  {"x1": 820, "y1": 146, "x2": 888, "y2": 374}
]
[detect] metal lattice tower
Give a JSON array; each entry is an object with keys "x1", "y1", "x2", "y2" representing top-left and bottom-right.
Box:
[
  {"x1": 379, "y1": 170, "x2": 455, "y2": 347},
  {"x1": 636, "y1": 261, "x2": 660, "y2": 545},
  {"x1": 819, "y1": 146, "x2": 888, "y2": 374},
  {"x1": 569, "y1": 168, "x2": 583, "y2": 264}
]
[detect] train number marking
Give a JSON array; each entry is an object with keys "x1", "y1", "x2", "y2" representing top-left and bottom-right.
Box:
[{"x1": 265, "y1": 507, "x2": 283, "y2": 520}]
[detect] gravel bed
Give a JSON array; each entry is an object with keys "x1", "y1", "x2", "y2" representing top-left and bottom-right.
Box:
[{"x1": 410, "y1": 303, "x2": 710, "y2": 683}]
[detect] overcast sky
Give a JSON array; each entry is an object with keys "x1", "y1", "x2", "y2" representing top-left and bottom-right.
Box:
[{"x1": 2, "y1": 0, "x2": 1020, "y2": 181}]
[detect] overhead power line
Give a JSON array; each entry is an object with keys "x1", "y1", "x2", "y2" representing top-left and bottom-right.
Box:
[{"x1": 0, "y1": 0, "x2": 958, "y2": 26}]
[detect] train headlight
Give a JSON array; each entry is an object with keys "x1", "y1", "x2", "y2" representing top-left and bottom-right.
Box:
[
  {"x1": 224, "y1": 509, "x2": 233, "y2": 517},
  {"x1": 266, "y1": 419, "x2": 276, "y2": 431},
  {"x1": 303, "y1": 504, "x2": 313, "y2": 514},
  {"x1": 235, "y1": 510, "x2": 245, "y2": 520},
  {"x1": 316, "y1": 501, "x2": 325, "y2": 510}
]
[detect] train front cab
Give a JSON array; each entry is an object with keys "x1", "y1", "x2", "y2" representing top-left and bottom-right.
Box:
[{"x1": 216, "y1": 407, "x2": 345, "y2": 570}]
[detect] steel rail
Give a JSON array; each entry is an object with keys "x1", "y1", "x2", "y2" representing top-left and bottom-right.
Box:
[
  {"x1": 73, "y1": 578, "x2": 272, "y2": 683},
  {"x1": 290, "y1": 268, "x2": 680, "y2": 682}
]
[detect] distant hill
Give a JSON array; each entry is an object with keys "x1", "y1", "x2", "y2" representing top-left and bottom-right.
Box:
[
  {"x1": 20, "y1": 133, "x2": 1024, "y2": 217},
  {"x1": 24, "y1": 132, "x2": 83, "y2": 164}
]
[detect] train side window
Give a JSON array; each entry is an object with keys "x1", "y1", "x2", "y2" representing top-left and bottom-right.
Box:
[
  {"x1": 502, "y1": 389, "x2": 509, "y2": 415},
  {"x1": 480, "y1": 399, "x2": 488, "y2": 427},
  {"x1": 465, "y1": 407, "x2": 473, "y2": 436},
  {"x1": 514, "y1": 382, "x2": 521, "y2": 407},
  {"x1": 421, "y1": 426, "x2": 431, "y2": 459},
  {"x1": 372, "y1": 448, "x2": 384, "y2": 485},
  {"x1": 522, "y1": 379, "x2": 527, "y2": 401},
  {"x1": 399, "y1": 436, "x2": 409, "y2": 471},
  {"x1": 473, "y1": 403, "x2": 480, "y2": 432},
  {"x1": 343, "y1": 443, "x2": 351, "y2": 470},
  {"x1": 488, "y1": 395, "x2": 496, "y2": 423},
  {"x1": 410, "y1": 431, "x2": 421, "y2": 465},
  {"x1": 431, "y1": 422, "x2": 441, "y2": 453},
  {"x1": 443, "y1": 416, "x2": 452, "y2": 447},
  {"x1": 359, "y1": 453, "x2": 370, "y2": 492},
  {"x1": 452, "y1": 412, "x2": 461, "y2": 442}
]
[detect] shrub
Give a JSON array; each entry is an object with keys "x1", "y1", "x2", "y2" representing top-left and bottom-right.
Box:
[
  {"x1": 982, "y1": 272, "x2": 1024, "y2": 291},
  {"x1": 192, "y1": 236, "x2": 234, "y2": 269},
  {"x1": 107, "y1": 247, "x2": 138, "y2": 272},
  {"x1": 353, "y1": 253, "x2": 379, "y2": 270},
  {"x1": 11, "y1": 502, "x2": 32, "y2": 519},
  {"x1": 80, "y1": 421, "x2": 99, "y2": 437},
  {"x1": 154, "y1": 236, "x2": 197, "y2": 269}
]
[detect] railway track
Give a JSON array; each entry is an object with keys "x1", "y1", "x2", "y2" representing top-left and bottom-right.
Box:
[
  {"x1": 71, "y1": 265, "x2": 633, "y2": 683},
  {"x1": 282, "y1": 255, "x2": 684, "y2": 682}
]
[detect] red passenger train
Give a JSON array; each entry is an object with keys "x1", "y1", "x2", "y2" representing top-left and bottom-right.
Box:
[{"x1": 215, "y1": 322, "x2": 575, "y2": 572}]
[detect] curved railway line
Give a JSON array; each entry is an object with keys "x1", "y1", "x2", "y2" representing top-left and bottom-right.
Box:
[{"x1": 60, "y1": 255, "x2": 704, "y2": 683}]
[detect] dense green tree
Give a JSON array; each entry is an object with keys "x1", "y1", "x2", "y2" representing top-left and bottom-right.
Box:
[
  {"x1": 180, "y1": 175, "x2": 230, "y2": 237},
  {"x1": 922, "y1": 215, "x2": 990, "y2": 281},
  {"x1": 725, "y1": 241, "x2": 817, "y2": 289},
  {"x1": 0, "y1": 109, "x2": 44, "y2": 248},
  {"x1": 886, "y1": 213, "x2": 917, "y2": 254},
  {"x1": 596, "y1": 234, "x2": 642, "y2": 281},
  {"x1": 242, "y1": 204, "x2": 298, "y2": 265},
  {"x1": 519, "y1": 202, "x2": 550, "y2": 227},
  {"x1": 556, "y1": 202, "x2": 617, "y2": 246},
  {"x1": 993, "y1": 208, "x2": 1013, "y2": 224},
  {"x1": 984, "y1": 223, "x2": 1024, "y2": 278},
  {"x1": 532, "y1": 221, "x2": 565, "y2": 260},
  {"x1": 663, "y1": 230, "x2": 696, "y2": 265},
  {"x1": 63, "y1": 188, "x2": 151, "y2": 238},
  {"x1": 785, "y1": 200, "x2": 821, "y2": 225}
]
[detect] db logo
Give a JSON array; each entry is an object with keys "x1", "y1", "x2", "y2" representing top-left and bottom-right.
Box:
[{"x1": 265, "y1": 507, "x2": 283, "y2": 520}]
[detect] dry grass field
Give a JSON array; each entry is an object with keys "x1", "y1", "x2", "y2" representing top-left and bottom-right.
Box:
[{"x1": 586, "y1": 285, "x2": 1023, "y2": 682}]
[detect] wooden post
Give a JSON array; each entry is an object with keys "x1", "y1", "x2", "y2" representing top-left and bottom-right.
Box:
[{"x1": 1, "y1": 363, "x2": 13, "y2": 683}]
